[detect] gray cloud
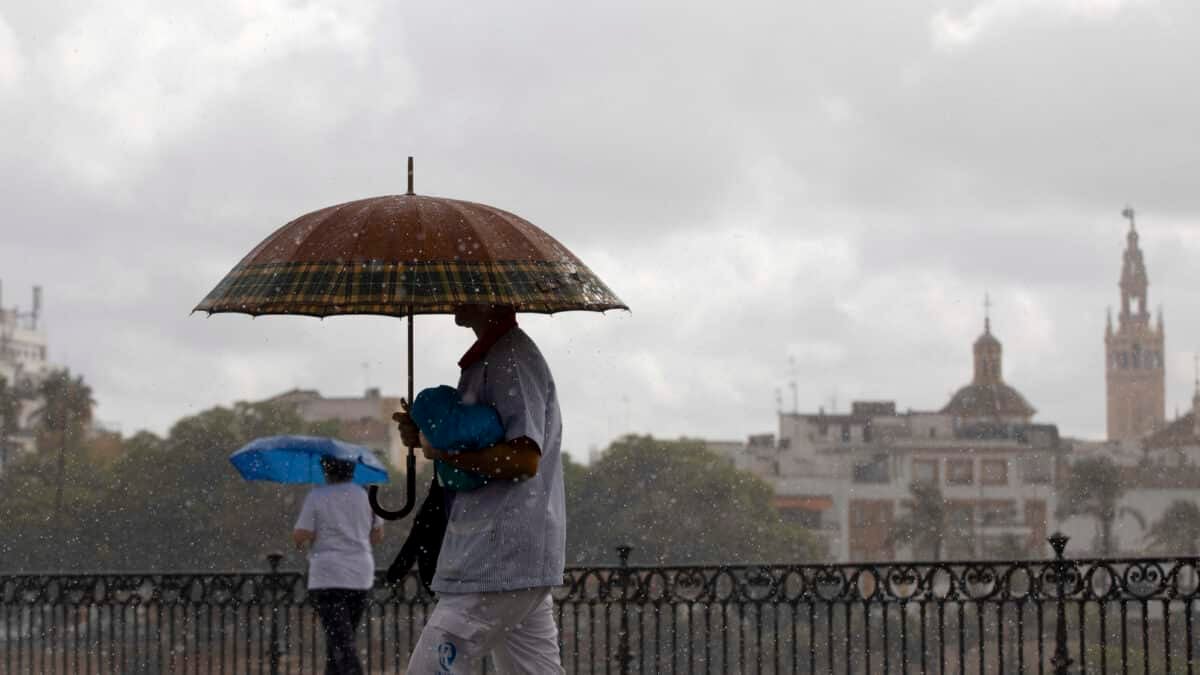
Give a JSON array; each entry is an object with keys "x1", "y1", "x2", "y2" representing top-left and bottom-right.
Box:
[{"x1": 2, "y1": 0, "x2": 1199, "y2": 458}]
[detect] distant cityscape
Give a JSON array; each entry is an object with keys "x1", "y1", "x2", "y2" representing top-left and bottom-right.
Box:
[
  {"x1": 3, "y1": 210, "x2": 1198, "y2": 562},
  {"x1": 701, "y1": 208, "x2": 1200, "y2": 561}
]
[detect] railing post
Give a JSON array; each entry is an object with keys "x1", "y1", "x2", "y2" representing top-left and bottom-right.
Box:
[
  {"x1": 1048, "y1": 533, "x2": 1074, "y2": 675},
  {"x1": 267, "y1": 552, "x2": 284, "y2": 675},
  {"x1": 616, "y1": 545, "x2": 633, "y2": 675}
]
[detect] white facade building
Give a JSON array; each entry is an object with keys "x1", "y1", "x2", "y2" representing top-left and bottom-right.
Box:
[
  {"x1": 737, "y1": 319, "x2": 1067, "y2": 562},
  {"x1": 0, "y1": 284, "x2": 51, "y2": 466},
  {"x1": 266, "y1": 387, "x2": 411, "y2": 469}
]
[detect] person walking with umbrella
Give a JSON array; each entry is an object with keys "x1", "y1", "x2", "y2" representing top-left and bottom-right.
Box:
[
  {"x1": 292, "y1": 456, "x2": 384, "y2": 675},
  {"x1": 398, "y1": 302, "x2": 566, "y2": 674},
  {"x1": 196, "y1": 160, "x2": 625, "y2": 672}
]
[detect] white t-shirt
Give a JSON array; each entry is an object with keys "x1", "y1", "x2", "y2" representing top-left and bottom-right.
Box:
[
  {"x1": 294, "y1": 482, "x2": 382, "y2": 590},
  {"x1": 433, "y1": 327, "x2": 565, "y2": 594}
]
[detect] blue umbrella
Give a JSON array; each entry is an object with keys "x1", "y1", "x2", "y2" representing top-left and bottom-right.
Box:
[{"x1": 230, "y1": 435, "x2": 390, "y2": 485}]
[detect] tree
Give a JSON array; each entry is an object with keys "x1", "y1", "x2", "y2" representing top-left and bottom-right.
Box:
[
  {"x1": 566, "y1": 435, "x2": 824, "y2": 565},
  {"x1": 0, "y1": 427, "x2": 111, "y2": 570},
  {"x1": 31, "y1": 369, "x2": 94, "y2": 518},
  {"x1": 91, "y1": 400, "x2": 348, "y2": 570},
  {"x1": 1145, "y1": 500, "x2": 1200, "y2": 556},
  {"x1": 1056, "y1": 456, "x2": 1142, "y2": 556},
  {"x1": 0, "y1": 398, "x2": 380, "y2": 572},
  {"x1": 0, "y1": 375, "x2": 20, "y2": 469},
  {"x1": 887, "y1": 482, "x2": 947, "y2": 561}
]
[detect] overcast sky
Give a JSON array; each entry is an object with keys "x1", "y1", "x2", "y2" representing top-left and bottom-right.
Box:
[{"x1": 2, "y1": 0, "x2": 1200, "y2": 460}]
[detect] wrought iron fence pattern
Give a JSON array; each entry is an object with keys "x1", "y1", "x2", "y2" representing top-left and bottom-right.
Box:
[{"x1": 2, "y1": 536, "x2": 1199, "y2": 673}]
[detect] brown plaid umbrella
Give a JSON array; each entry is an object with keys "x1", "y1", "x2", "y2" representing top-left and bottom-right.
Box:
[{"x1": 196, "y1": 158, "x2": 627, "y2": 519}]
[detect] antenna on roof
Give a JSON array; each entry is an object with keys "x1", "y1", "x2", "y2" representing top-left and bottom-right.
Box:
[{"x1": 788, "y1": 355, "x2": 799, "y2": 414}]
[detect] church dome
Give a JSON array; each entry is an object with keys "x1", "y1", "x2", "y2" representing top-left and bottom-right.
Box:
[
  {"x1": 944, "y1": 313, "x2": 1036, "y2": 422},
  {"x1": 942, "y1": 382, "x2": 1036, "y2": 420}
]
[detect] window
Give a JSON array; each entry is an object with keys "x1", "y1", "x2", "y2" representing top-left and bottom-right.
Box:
[
  {"x1": 783, "y1": 508, "x2": 823, "y2": 529},
  {"x1": 841, "y1": 424, "x2": 851, "y2": 442},
  {"x1": 1024, "y1": 500, "x2": 1047, "y2": 528},
  {"x1": 945, "y1": 503, "x2": 975, "y2": 558},
  {"x1": 913, "y1": 459, "x2": 938, "y2": 484},
  {"x1": 981, "y1": 459, "x2": 1008, "y2": 486},
  {"x1": 979, "y1": 501, "x2": 1016, "y2": 526},
  {"x1": 852, "y1": 454, "x2": 889, "y2": 483},
  {"x1": 946, "y1": 459, "x2": 973, "y2": 485},
  {"x1": 1018, "y1": 455, "x2": 1053, "y2": 484},
  {"x1": 929, "y1": 427, "x2": 937, "y2": 439}
]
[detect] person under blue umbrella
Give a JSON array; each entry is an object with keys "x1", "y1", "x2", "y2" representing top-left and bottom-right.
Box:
[{"x1": 292, "y1": 456, "x2": 384, "y2": 675}]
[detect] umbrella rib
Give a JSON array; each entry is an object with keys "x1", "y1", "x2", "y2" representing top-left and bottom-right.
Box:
[{"x1": 444, "y1": 199, "x2": 513, "y2": 307}]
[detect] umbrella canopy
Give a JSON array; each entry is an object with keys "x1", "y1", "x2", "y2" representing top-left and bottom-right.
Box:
[
  {"x1": 230, "y1": 435, "x2": 389, "y2": 485},
  {"x1": 194, "y1": 194, "x2": 627, "y2": 317},
  {"x1": 196, "y1": 159, "x2": 627, "y2": 520}
]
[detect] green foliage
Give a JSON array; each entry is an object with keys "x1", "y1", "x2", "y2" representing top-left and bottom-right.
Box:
[
  {"x1": 887, "y1": 482, "x2": 947, "y2": 561},
  {"x1": 565, "y1": 434, "x2": 825, "y2": 565},
  {"x1": 1145, "y1": 499, "x2": 1200, "y2": 556},
  {"x1": 31, "y1": 368, "x2": 95, "y2": 520},
  {"x1": 33, "y1": 369, "x2": 95, "y2": 440},
  {"x1": 1, "y1": 404, "x2": 823, "y2": 571},
  {"x1": 1056, "y1": 456, "x2": 1134, "y2": 556},
  {"x1": 0, "y1": 375, "x2": 20, "y2": 466},
  {"x1": 0, "y1": 398, "x2": 357, "y2": 571}
]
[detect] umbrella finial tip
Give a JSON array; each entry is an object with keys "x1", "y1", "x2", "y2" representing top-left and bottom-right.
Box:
[{"x1": 407, "y1": 156, "x2": 415, "y2": 196}]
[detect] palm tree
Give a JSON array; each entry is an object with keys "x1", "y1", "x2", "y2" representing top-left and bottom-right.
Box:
[
  {"x1": 888, "y1": 482, "x2": 947, "y2": 561},
  {"x1": 1145, "y1": 500, "x2": 1200, "y2": 556},
  {"x1": 32, "y1": 369, "x2": 95, "y2": 516},
  {"x1": 1056, "y1": 456, "x2": 1143, "y2": 556},
  {"x1": 0, "y1": 375, "x2": 20, "y2": 469}
]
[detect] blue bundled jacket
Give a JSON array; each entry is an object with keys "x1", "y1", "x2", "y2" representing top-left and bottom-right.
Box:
[{"x1": 409, "y1": 385, "x2": 504, "y2": 491}]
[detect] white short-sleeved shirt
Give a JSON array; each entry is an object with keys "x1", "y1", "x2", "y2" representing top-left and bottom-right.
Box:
[
  {"x1": 294, "y1": 482, "x2": 382, "y2": 590},
  {"x1": 432, "y1": 327, "x2": 566, "y2": 594}
]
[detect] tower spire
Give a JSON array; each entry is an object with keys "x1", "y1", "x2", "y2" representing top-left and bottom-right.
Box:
[
  {"x1": 1106, "y1": 206, "x2": 1166, "y2": 442},
  {"x1": 1118, "y1": 205, "x2": 1149, "y2": 320},
  {"x1": 973, "y1": 298, "x2": 1002, "y2": 385},
  {"x1": 1122, "y1": 205, "x2": 1136, "y2": 231},
  {"x1": 1193, "y1": 353, "x2": 1199, "y2": 401}
]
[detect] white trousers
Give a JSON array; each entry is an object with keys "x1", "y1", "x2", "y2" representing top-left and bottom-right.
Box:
[{"x1": 407, "y1": 587, "x2": 565, "y2": 674}]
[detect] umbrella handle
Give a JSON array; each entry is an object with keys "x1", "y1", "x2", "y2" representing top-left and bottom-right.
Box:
[
  {"x1": 369, "y1": 450, "x2": 417, "y2": 520},
  {"x1": 370, "y1": 308, "x2": 419, "y2": 521}
]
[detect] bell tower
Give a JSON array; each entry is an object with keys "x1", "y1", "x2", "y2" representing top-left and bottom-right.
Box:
[{"x1": 1106, "y1": 206, "x2": 1166, "y2": 443}]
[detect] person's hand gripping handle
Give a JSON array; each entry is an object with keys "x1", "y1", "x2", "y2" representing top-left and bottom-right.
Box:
[
  {"x1": 393, "y1": 399, "x2": 441, "y2": 460},
  {"x1": 392, "y1": 398, "x2": 421, "y2": 449},
  {"x1": 371, "y1": 398, "x2": 419, "y2": 521}
]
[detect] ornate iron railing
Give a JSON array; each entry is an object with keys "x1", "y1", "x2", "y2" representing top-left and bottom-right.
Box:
[{"x1": 1, "y1": 535, "x2": 1199, "y2": 673}]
